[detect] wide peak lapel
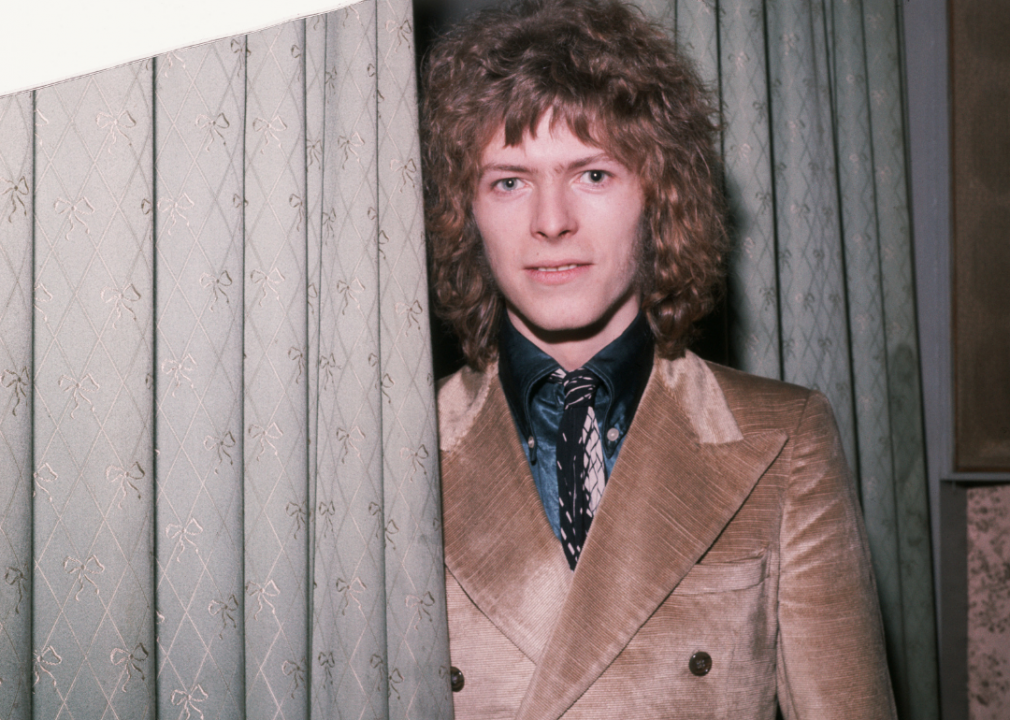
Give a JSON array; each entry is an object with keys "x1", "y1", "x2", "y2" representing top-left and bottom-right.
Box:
[
  {"x1": 441, "y1": 377, "x2": 571, "y2": 661},
  {"x1": 517, "y1": 355, "x2": 787, "y2": 720}
]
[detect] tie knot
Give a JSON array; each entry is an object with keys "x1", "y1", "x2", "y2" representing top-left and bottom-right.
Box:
[{"x1": 559, "y1": 368, "x2": 600, "y2": 409}]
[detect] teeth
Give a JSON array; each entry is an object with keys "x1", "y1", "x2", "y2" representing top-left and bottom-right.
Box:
[{"x1": 537, "y1": 264, "x2": 578, "y2": 272}]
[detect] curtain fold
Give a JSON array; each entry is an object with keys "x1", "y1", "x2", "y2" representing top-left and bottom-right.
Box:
[
  {"x1": 0, "y1": 1, "x2": 452, "y2": 718},
  {"x1": 633, "y1": 1, "x2": 939, "y2": 718}
]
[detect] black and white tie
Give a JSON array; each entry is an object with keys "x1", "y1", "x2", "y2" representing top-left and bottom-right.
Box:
[{"x1": 554, "y1": 368, "x2": 605, "y2": 570}]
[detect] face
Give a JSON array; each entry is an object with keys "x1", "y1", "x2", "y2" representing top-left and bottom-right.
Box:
[{"x1": 472, "y1": 115, "x2": 646, "y2": 370}]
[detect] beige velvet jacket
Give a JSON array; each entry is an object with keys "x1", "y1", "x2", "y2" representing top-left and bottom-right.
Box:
[{"x1": 437, "y1": 351, "x2": 897, "y2": 720}]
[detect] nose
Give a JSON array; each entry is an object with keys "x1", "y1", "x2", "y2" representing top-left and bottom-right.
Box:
[{"x1": 531, "y1": 182, "x2": 576, "y2": 240}]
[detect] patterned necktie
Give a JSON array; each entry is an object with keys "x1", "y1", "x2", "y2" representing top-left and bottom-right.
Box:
[{"x1": 554, "y1": 368, "x2": 605, "y2": 570}]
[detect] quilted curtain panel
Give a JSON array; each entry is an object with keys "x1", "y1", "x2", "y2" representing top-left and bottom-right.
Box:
[
  {"x1": 632, "y1": 0, "x2": 939, "y2": 718},
  {"x1": 0, "y1": 1, "x2": 452, "y2": 719}
]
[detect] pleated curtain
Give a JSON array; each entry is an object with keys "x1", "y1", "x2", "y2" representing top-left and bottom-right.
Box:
[
  {"x1": 0, "y1": 1, "x2": 452, "y2": 718},
  {"x1": 632, "y1": 0, "x2": 939, "y2": 718}
]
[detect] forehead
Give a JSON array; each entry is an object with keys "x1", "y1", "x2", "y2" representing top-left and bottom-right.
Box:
[{"x1": 478, "y1": 111, "x2": 633, "y2": 172}]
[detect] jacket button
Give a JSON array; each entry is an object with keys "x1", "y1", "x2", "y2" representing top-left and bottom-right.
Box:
[
  {"x1": 689, "y1": 651, "x2": 712, "y2": 676},
  {"x1": 450, "y1": 666, "x2": 464, "y2": 692}
]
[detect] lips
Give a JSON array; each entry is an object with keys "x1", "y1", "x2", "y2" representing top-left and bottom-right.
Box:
[{"x1": 534, "y1": 264, "x2": 580, "y2": 272}]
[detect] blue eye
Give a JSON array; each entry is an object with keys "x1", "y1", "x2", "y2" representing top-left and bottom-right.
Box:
[{"x1": 496, "y1": 178, "x2": 519, "y2": 191}]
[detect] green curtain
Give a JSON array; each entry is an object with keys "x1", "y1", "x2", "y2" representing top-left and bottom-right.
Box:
[
  {"x1": 633, "y1": 0, "x2": 938, "y2": 717},
  {"x1": 0, "y1": 1, "x2": 452, "y2": 718}
]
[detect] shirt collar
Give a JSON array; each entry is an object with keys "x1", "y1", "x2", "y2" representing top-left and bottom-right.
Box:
[{"x1": 498, "y1": 311, "x2": 654, "y2": 448}]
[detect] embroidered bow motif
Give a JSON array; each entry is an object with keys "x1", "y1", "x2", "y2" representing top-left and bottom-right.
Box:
[
  {"x1": 368, "y1": 501, "x2": 382, "y2": 539},
  {"x1": 107, "y1": 462, "x2": 145, "y2": 508},
  {"x1": 96, "y1": 110, "x2": 137, "y2": 152},
  {"x1": 162, "y1": 354, "x2": 197, "y2": 397},
  {"x1": 199, "y1": 270, "x2": 233, "y2": 310},
  {"x1": 334, "y1": 278, "x2": 364, "y2": 315},
  {"x1": 282, "y1": 659, "x2": 305, "y2": 698},
  {"x1": 249, "y1": 422, "x2": 282, "y2": 461},
  {"x1": 335, "y1": 576, "x2": 366, "y2": 616},
  {"x1": 1, "y1": 366, "x2": 28, "y2": 416},
  {"x1": 58, "y1": 373, "x2": 100, "y2": 419},
  {"x1": 321, "y1": 207, "x2": 337, "y2": 239},
  {"x1": 208, "y1": 593, "x2": 239, "y2": 638},
  {"x1": 33, "y1": 463, "x2": 58, "y2": 504},
  {"x1": 390, "y1": 157, "x2": 417, "y2": 192},
  {"x1": 101, "y1": 283, "x2": 142, "y2": 327},
  {"x1": 307, "y1": 282, "x2": 318, "y2": 316},
  {"x1": 369, "y1": 653, "x2": 385, "y2": 692},
  {"x1": 335, "y1": 425, "x2": 364, "y2": 464},
  {"x1": 5, "y1": 565, "x2": 28, "y2": 615},
  {"x1": 400, "y1": 444, "x2": 429, "y2": 483},
  {"x1": 195, "y1": 112, "x2": 230, "y2": 151},
  {"x1": 34, "y1": 282, "x2": 53, "y2": 322},
  {"x1": 388, "y1": 667, "x2": 404, "y2": 700},
  {"x1": 317, "y1": 500, "x2": 335, "y2": 537},
  {"x1": 286, "y1": 501, "x2": 308, "y2": 538},
  {"x1": 341, "y1": 4, "x2": 361, "y2": 28},
  {"x1": 171, "y1": 685, "x2": 208, "y2": 720},
  {"x1": 250, "y1": 267, "x2": 285, "y2": 306},
  {"x1": 336, "y1": 132, "x2": 365, "y2": 169},
  {"x1": 34, "y1": 646, "x2": 62, "y2": 688},
  {"x1": 317, "y1": 651, "x2": 335, "y2": 684},
  {"x1": 251, "y1": 115, "x2": 287, "y2": 152},
  {"x1": 166, "y1": 518, "x2": 202, "y2": 562},
  {"x1": 54, "y1": 196, "x2": 95, "y2": 239},
  {"x1": 158, "y1": 193, "x2": 195, "y2": 236},
  {"x1": 64, "y1": 555, "x2": 105, "y2": 601},
  {"x1": 1, "y1": 176, "x2": 28, "y2": 223},
  {"x1": 380, "y1": 373, "x2": 394, "y2": 404},
  {"x1": 306, "y1": 138, "x2": 322, "y2": 168},
  {"x1": 318, "y1": 353, "x2": 338, "y2": 390},
  {"x1": 110, "y1": 643, "x2": 148, "y2": 692},
  {"x1": 159, "y1": 50, "x2": 186, "y2": 74},
  {"x1": 406, "y1": 591, "x2": 436, "y2": 630},
  {"x1": 246, "y1": 579, "x2": 280, "y2": 620},
  {"x1": 385, "y1": 17, "x2": 413, "y2": 47},
  {"x1": 288, "y1": 193, "x2": 303, "y2": 231},
  {"x1": 203, "y1": 430, "x2": 236, "y2": 473},
  {"x1": 288, "y1": 346, "x2": 305, "y2": 384},
  {"x1": 384, "y1": 518, "x2": 399, "y2": 551},
  {"x1": 395, "y1": 299, "x2": 422, "y2": 332}
]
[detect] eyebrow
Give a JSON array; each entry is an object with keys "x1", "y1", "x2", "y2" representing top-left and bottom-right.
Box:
[{"x1": 480, "y1": 152, "x2": 615, "y2": 177}]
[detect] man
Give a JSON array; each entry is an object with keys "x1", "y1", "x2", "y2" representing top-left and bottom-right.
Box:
[{"x1": 421, "y1": 1, "x2": 897, "y2": 718}]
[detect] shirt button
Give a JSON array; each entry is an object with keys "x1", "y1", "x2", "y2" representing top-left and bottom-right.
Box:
[
  {"x1": 450, "y1": 666, "x2": 464, "y2": 692},
  {"x1": 689, "y1": 651, "x2": 712, "y2": 676},
  {"x1": 527, "y1": 436, "x2": 535, "y2": 449},
  {"x1": 606, "y1": 427, "x2": 620, "y2": 443}
]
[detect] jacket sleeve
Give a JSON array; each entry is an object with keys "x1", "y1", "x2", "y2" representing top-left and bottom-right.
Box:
[{"x1": 775, "y1": 390, "x2": 898, "y2": 720}]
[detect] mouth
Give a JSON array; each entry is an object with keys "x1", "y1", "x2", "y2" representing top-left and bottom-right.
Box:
[{"x1": 534, "y1": 264, "x2": 580, "y2": 273}]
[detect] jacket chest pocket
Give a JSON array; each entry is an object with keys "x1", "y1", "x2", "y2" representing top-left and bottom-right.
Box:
[{"x1": 673, "y1": 553, "x2": 767, "y2": 595}]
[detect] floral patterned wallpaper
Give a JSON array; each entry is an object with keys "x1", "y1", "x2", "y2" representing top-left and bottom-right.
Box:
[{"x1": 968, "y1": 484, "x2": 1010, "y2": 718}]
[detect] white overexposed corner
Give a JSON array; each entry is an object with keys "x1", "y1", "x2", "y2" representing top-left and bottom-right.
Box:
[{"x1": 0, "y1": 0, "x2": 360, "y2": 97}]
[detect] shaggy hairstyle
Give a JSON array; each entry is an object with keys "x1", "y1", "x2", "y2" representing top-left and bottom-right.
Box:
[{"x1": 422, "y1": 0, "x2": 727, "y2": 370}]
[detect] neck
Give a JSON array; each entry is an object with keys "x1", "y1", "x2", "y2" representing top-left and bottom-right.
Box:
[{"x1": 506, "y1": 299, "x2": 640, "y2": 372}]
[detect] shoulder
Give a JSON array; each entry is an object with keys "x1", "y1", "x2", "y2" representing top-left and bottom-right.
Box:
[
  {"x1": 436, "y1": 361, "x2": 497, "y2": 455},
  {"x1": 706, "y1": 360, "x2": 840, "y2": 441},
  {"x1": 654, "y1": 352, "x2": 821, "y2": 438}
]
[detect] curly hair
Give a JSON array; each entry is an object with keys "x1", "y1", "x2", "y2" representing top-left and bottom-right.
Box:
[{"x1": 422, "y1": 0, "x2": 727, "y2": 370}]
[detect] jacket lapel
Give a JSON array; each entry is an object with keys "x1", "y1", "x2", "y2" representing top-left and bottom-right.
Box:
[
  {"x1": 441, "y1": 378, "x2": 572, "y2": 662},
  {"x1": 516, "y1": 354, "x2": 788, "y2": 720}
]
